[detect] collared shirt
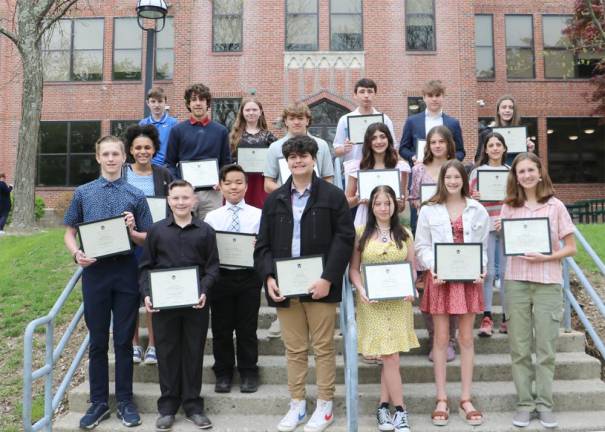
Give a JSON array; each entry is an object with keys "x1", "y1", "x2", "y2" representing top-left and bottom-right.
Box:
[
  {"x1": 424, "y1": 109, "x2": 444, "y2": 138},
  {"x1": 291, "y1": 183, "x2": 312, "y2": 257},
  {"x1": 190, "y1": 116, "x2": 211, "y2": 127},
  {"x1": 204, "y1": 200, "x2": 262, "y2": 234},
  {"x1": 64, "y1": 176, "x2": 153, "y2": 231},
  {"x1": 125, "y1": 166, "x2": 155, "y2": 197},
  {"x1": 500, "y1": 197, "x2": 575, "y2": 285},
  {"x1": 139, "y1": 113, "x2": 178, "y2": 166},
  {"x1": 138, "y1": 214, "x2": 220, "y2": 297}
]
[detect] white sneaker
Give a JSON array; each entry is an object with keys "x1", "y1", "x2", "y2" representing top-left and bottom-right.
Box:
[
  {"x1": 132, "y1": 345, "x2": 143, "y2": 364},
  {"x1": 304, "y1": 399, "x2": 334, "y2": 432},
  {"x1": 277, "y1": 399, "x2": 306, "y2": 432},
  {"x1": 268, "y1": 319, "x2": 281, "y2": 338},
  {"x1": 494, "y1": 278, "x2": 501, "y2": 289}
]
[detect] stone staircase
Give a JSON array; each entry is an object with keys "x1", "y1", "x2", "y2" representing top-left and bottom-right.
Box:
[{"x1": 54, "y1": 289, "x2": 605, "y2": 431}]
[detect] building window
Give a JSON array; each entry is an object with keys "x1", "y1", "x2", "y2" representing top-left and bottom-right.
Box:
[
  {"x1": 547, "y1": 118, "x2": 605, "y2": 183},
  {"x1": 407, "y1": 96, "x2": 426, "y2": 116},
  {"x1": 286, "y1": 0, "x2": 318, "y2": 51},
  {"x1": 211, "y1": 98, "x2": 241, "y2": 131},
  {"x1": 155, "y1": 17, "x2": 174, "y2": 80},
  {"x1": 113, "y1": 18, "x2": 142, "y2": 80},
  {"x1": 330, "y1": 0, "x2": 362, "y2": 51},
  {"x1": 38, "y1": 121, "x2": 101, "y2": 187},
  {"x1": 213, "y1": 0, "x2": 243, "y2": 52},
  {"x1": 110, "y1": 120, "x2": 140, "y2": 141},
  {"x1": 505, "y1": 15, "x2": 535, "y2": 79},
  {"x1": 308, "y1": 99, "x2": 349, "y2": 145},
  {"x1": 405, "y1": 0, "x2": 435, "y2": 51},
  {"x1": 43, "y1": 18, "x2": 104, "y2": 82},
  {"x1": 475, "y1": 15, "x2": 494, "y2": 79}
]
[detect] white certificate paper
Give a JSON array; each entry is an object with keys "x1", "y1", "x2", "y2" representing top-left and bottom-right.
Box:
[
  {"x1": 420, "y1": 183, "x2": 437, "y2": 203},
  {"x1": 278, "y1": 158, "x2": 319, "y2": 183},
  {"x1": 434, "y1": 243, "x2": 483, "y2": 281},
  {"x1": 416, "y1": 139, "x2": 426, "y2": 163},
  {"x1": 492, "y1": 126, "x2": 527, "y2": 153},
  {"x1": 77, "y1": 215, "x2": 132, "y2": 259},
  {"x1": 275, "y1": 255, "x2": 324, "y2": 297},
  {"x1": 180, "y1": 159, "x2": 219, "y2": 188},
  {"x1": 237, "y1": 146, "x2": 268, "y2": 173},
  {"x1": 502, "y1": 218, "x2": 552, "y2": 256},
  {"x1": 146, "y1": 197, "x2": 167, "y2": 223},
  {"x1": 357, "y1": 169, "x2": 401, "y2": 200},
  {"x1": 149, "y1": 266, "x2": 200, "y2": 310},
  {"x1": 477, "y1": 169, "x2": 509, "y2": 202},
  {"x1": 362, "y1": 262, "x2": 414, "y2": 301},
  {"x1": 347, "y1": 114, "x2": 384, "y2": 144},
  {"x1": 215, "y1": 231, "x2": 255, "y2": 268}
]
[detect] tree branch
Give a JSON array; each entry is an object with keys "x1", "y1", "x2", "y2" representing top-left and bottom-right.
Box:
[
  {"x1": 0, "y1": 24, "x2": 18, "y2": 45},
  {"x1": 37, "y1": 0, "x2": 80, "y2": 41},
  {"x1": 586, "y1": 0, "x2": 605, "y2": 42}
]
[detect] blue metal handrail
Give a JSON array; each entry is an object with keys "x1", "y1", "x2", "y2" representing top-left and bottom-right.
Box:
[{"x1": 23, "y1": 267, "x2": 88, "y2": 432}]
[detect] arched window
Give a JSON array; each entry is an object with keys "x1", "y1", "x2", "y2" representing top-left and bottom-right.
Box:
[{"x1": 308, "y1": 99, "x2": 349, "y2": 147}]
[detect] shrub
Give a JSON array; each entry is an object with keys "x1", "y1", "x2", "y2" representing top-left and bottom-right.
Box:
[{"x1": 6, "y1": 195, "x2": 46, "y2": 225}]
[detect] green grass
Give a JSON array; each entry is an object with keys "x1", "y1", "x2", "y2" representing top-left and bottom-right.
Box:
[
  {"x1": 575, "y1": 224, "x2": 605, "y2": 274},
  {"x1": 0, "y1": 228, "x2": 81, "y2": 431}
]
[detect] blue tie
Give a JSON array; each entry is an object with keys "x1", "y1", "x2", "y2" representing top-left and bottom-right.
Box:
[{"x1": 228, "y1": 206, "x2": 241, "y2": 232}]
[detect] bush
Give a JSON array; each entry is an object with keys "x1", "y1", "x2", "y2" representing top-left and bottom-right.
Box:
[{"x1": 6, "y1": 195, "x2": 46, "y2": 225}]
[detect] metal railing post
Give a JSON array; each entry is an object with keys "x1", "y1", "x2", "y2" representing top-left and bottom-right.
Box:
[{"x1": 562, "y1": 252, "x2": 572, "y2": 332}]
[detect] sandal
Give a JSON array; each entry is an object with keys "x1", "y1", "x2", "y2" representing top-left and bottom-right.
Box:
[
  {"x1": 459, "y1": 399, "x2": 483, "y2": 426},
  {"x1": 431, "y1": 398, "x2": 449, "y2": 426}
]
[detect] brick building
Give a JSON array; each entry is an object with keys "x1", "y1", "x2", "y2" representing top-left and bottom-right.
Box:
[{"x1": 0, "y1": 0, "x2": 603, "y2": 208}]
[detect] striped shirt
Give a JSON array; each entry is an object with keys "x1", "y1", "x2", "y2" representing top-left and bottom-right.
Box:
[
  {"x1": 291, "y1": 183, "x2": 312, "y2": 258},
  {"x1": 500, "y1": 197, "x2": 575, "y2": 285}
]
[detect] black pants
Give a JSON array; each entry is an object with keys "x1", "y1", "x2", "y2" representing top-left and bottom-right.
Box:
[
  {"x1": 153, "y1": 306, "x2": 210, "y2": 416},
  {"x1": 211, "y1": 268, "x2": 262, "y2": 379},
  {"x1": 0, "y1": 209, "x2": 9, "y2": 230}
]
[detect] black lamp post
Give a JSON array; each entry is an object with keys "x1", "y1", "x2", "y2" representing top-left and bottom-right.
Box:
[{"x1": 136, "y1": 0, "x2": 168, "y2": 118}]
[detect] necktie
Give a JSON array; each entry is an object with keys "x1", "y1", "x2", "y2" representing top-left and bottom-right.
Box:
[{"x1": 228, "y1": 206, "x2": 241, "y2": 232}]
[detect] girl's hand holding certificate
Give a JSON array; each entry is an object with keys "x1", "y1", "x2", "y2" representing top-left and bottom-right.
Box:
[{"x1": 431, "y1": 270, "x2": 486, "y2": 286}]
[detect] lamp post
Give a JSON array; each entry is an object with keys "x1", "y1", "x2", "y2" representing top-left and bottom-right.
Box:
[{"x1": 136, "y1": 0, "x2": 168, "y2": 118}]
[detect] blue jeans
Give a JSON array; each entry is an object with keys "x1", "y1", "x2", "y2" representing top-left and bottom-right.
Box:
[{"x1": 483, "y1": 230, "x2": 507, "y2": 314}]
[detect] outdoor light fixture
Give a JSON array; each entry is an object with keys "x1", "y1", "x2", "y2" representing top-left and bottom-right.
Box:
[
  {"x1": 136, "y1": 0, "x2": 168, "y2": 31},
  {"x1": 584, "y1": 128, "x2": 595, "y2": 134},
  {"x1": 569, "y1": 135, "x2": 579, "y2": 141},
  {"x1": 547, "y1": 129, "x2": 554, "y2": 134}
]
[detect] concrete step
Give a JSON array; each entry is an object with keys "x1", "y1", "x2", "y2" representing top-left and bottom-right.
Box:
[
  {"x1": 53, "y1": 410, "x2": 605, "y2": 432},
  {"x1": 108, "y1": 352, "x2": 600, "y2": 384},
  {"x1": 67, "y1": 380, "x2": 605, "y2": 415}
]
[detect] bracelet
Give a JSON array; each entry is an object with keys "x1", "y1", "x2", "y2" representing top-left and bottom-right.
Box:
[{"x1": 73, "y1": 250, "x2": 80, "y2": 263}]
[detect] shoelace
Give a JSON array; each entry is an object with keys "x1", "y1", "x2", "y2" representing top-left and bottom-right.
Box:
[
  {"x1": 393, "y1": 410, "x2": 409, "y2": 427},
  {"x1": 377, "y1": 408, "x2": 391, "y2": 424}
]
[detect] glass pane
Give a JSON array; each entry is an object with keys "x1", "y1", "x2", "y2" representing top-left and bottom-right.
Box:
[
  {"x1": 406, "y1": 15, "x2": 435, "y2": 50},
  {"x1": 406, "y1": 0, "x2": 433, "y2": 14},
  {"x1": 114, "y1": 18, "x2": 142, "y2": 49},
  {"x1": 506, "y1": 48, "x2": 534, "y2": 78},
  {"x1": 113, "y1": 50, "x2": 142, "y2": 80},
  {"x1": 70, "y1": 122, "x2": 101, "y2": 153},
  {"x1": 287, "y1": 0, "x2": 317, "y2": 13},
  {"x1": 521, "y1": 117, "x2": 538, "y2": 154},
  {"x1": 544, "y1": 49, "x2": 574, "y2": 79},
  {"x1": 44, "y1": 20, "x2": 71, "y2": 50},
  {"x1": 38, "y1": 155, "x2": 67, "y2": 186},
  {"x1": 214, "y1": 0, "x2": 243, "y2": 15},
  {"x1": 475, "y1": 15, "x2": 493, "y2": 46},
  {"x1": 69, "y1": 155, "x2": 99, "y2": 186},
  {"x1": 156, "y1": 17, "x2": 174, "y2": 49},
  {"x1": 73, "y1": 50, "x2": 103, "y2": 81},
  {"x1": 476, "y1": 47, "x2": 494, "y2": 78},
  {"x1": 543, "y1": 16, "x2": 571, "y2": 48},
  {"x1": 211, "y1": 99, "x2": 241, "y2": 131},
  {"x1": 309, "y1": 100, "x2": 349, "y2": 124},
  {"x1": 287, "y1": 15, "x2": 318, "y2": 50},
  {"x1": 331, "y1": 0, "x2": 361, "y2": 13},
  {"x1": 110, "y1": 120, "x2": 139, "y2": 139},
  {"x1": 213, "y1": 15, "x2": 242, "y2": 51},
  {"x1": 155, "y1": 49, "x2": 174, "y2": 80},
  {"x1": 505, "y1": 15, "x2": 532, "y2": 47},
  {"x1": 43, "y1": 51, "x2": 70, "y2": 81},
  {"x1": 576, "y1": 54, "x2": 600, "y2": 78},
  {"x1": 331, "y1": 15, "x2": 362, "y2": 50},
  {"x1": 40, "y1": 122, "x2": 68, "y2": 153},
  {"x1": 73, "y1": 19, "x2": 104, "y2": 50}
]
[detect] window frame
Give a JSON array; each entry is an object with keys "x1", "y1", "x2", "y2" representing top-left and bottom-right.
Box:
[
  {"x1": 475, "y1": 14, "x2": 495, "y2": 80},
  {"x1": 504, "y1": 14, "x2": 535, "y2": 80},
  {"x1": 210, "y1": 98, "x2": 242, "y2": 132},
  {"x1": 112, "y1": 17, "x2": 143, "y2": 81},
  {"x1": 212, "y1": 0, "x2": 244, "y2": 53},
  {"x1": 329, "y1": 0, "x2": 363, "y2": 51},
  {"x1": 155, "y1": 16, "x2": 174, "y2": 80},
  {"x1": 405, "y1": 0, "x2": 436, "y2": 52},
  {"x1": 285, "y1": 0, "x2": 320, "y2": 51}
]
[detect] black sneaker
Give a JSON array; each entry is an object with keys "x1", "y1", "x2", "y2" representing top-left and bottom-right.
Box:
[
  {"x1": 79, "y1": 402, "x2": 110, "y2": 430},
  {"x1": 240, "y1": 375, "x2": 259, "y2": 393},
  {"x1": 214, "y1": 375, "x2": 232, "y2": 393},
  {"x1": 155, "y1": 414, "x2": 175, "y2": 431},
  {"x1": 116, "y1": 400, "x2": 142, "y2": 427},
  {"x1": 186, "y1": 413, "x2": 212, "y2": 429}
]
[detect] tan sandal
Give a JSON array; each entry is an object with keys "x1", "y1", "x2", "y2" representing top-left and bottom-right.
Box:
[
  {"x1": 431, "y1": 398, "x2": 449, "y2": 426},
  {"x1": 459, "y1": 399, "x2": 483, "y2": 426}
]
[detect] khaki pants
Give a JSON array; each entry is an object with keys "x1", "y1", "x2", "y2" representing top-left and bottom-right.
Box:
[
  {"x1": 194, "y1": 189, "x2": 223, "y2": 220},
  {"x1": 276, "y1": 299, "x2": 337, "y2": 400}
]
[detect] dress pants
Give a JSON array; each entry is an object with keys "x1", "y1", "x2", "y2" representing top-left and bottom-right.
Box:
[
  {"x1": 211, "y1": 268, "x2": 262, "y2": 379},
  {"x1": 153, "y1": 306, "x2": 210, "y2": 416},
  {"x1": 0, "y1": 209, "x2": 9, "y2": 230},
  {"x1": 82, "y1": 255, "x2": 140, "y2": 404}
]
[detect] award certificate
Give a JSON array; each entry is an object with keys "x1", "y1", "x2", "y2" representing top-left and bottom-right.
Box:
[
  {"x1": 357, "y1": 169, "x2": 401, "y2": 200},
  {"x1": 77, "y1": 215, "x2": 132, "y2": 259},
  {"x1": 149, "y1": 266, "x2": 200, "y2": 310},
  {"x1": 362, "y1": 262, "x2": 414, "y2": 301},
  {"x1": 215, "y1": 231, "x2": 255, "y2": 268},
  {"x1": 347, "y1": 114, "x2": 384, "y2": 144},
  {"x1": 146, "y1": 197, "x2": 167, "y2": 223},
  {"x1": 180, "y1": 159, "x2": 219, "y2": 188},
  {"x1": 420, "y1": 183, "x2": 437, "y2": 203},
  {"x1": 502, "y1": 217, "x2": 552, "y2": 256},
  {"x1": 476, "y1": 169, "x2": 509, "y2": 202},
  {"x1": 275, "y1": 255, "x2": 324, "y2": 297},
  {"x1": 416, "y1": 139, "x2": 426, "y2": 163},
  {"x1": 492, "y1": 126, "x2": 527, "y2": 153},
  {"x1": 278, "y1": 158, "x2": 319, "y2": 183},
  {"x1": 434, "y1": 243, "x2": 483, "y2": 282},
  {"x1": 237, "y1": 146, "x2": 268, "y2": 173}
]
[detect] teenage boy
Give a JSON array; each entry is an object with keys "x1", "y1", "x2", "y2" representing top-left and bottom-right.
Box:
[
  {"x1": 333, "y1": 78, "x2": 396, "y2": 162},
  {"x1": 165, "y1": 83, "x2": 232, "y2": 219},
  {"x1": 204, "y1": 164, "x2": 263, "y2": 394},
  {"x1": 139, "y1": 86, "x2": 178, "y2": 166},
  {"x1": 64, "y1": 136, "x2": 153, "y2": 429},
  {"x1": 139, "y1": 180, "x2": 219, "y2": 431},
  {"x1": 254, "y1": 136, "x2": 355, "y2": 432}
]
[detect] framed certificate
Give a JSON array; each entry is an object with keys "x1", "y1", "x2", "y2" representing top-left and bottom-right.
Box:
[
  {"x1": 179, "y1": 159, "x2": 219, "y2": 188},
  {"x1": 274, "y1": 255, "x2": 324, "y2": 297},
  {"x1": 237, "y1": 146, "x2": 268, "y2": 173},
  {"x1": 278, "y1": 157, "x2": 319, "y2": 183},
  {"x1": 347, "y1": 114, "x2": 384, "y2": 144},
  {"x1": 420, "y1": 183, "x2": 437, "y2": 203},
  {"x1": 146, "y1": 197, "x2": 167, "y2": 223},
  {"x1": 149, "y1": 266, "x2": 200, "y2": 310},
  {"x1": 77, "y1": 215, "x2": 132, "y2": 259},
  {"x1": 434, "y1": 243, "x2": 483, "y2": 282},
  {"x1": 215, "y1": 231, "x2": 255, "y2": 268},
  {"x1": 502, "y1": 217, "x2": 552, "y2": 256},
  {"x1": 476, "y1": 169, "x2": 509, "y2": 202},
  {"x1": 357, "y1": 169, "x2": 401, "y2": 200},
  {"x1": 362, "y1": 262, "x2": 414, "y2": 301},
  {"x1": 492, "y1": 126, "x2": 527, "y2": 153},
  {"x1": 416, "y1": 139, "x2": 426, "y2": 163}
]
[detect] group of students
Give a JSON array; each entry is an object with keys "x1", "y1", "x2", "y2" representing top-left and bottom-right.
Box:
[{"x1": 62, "y1": 78, "x2": 576, "y2": 432}]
